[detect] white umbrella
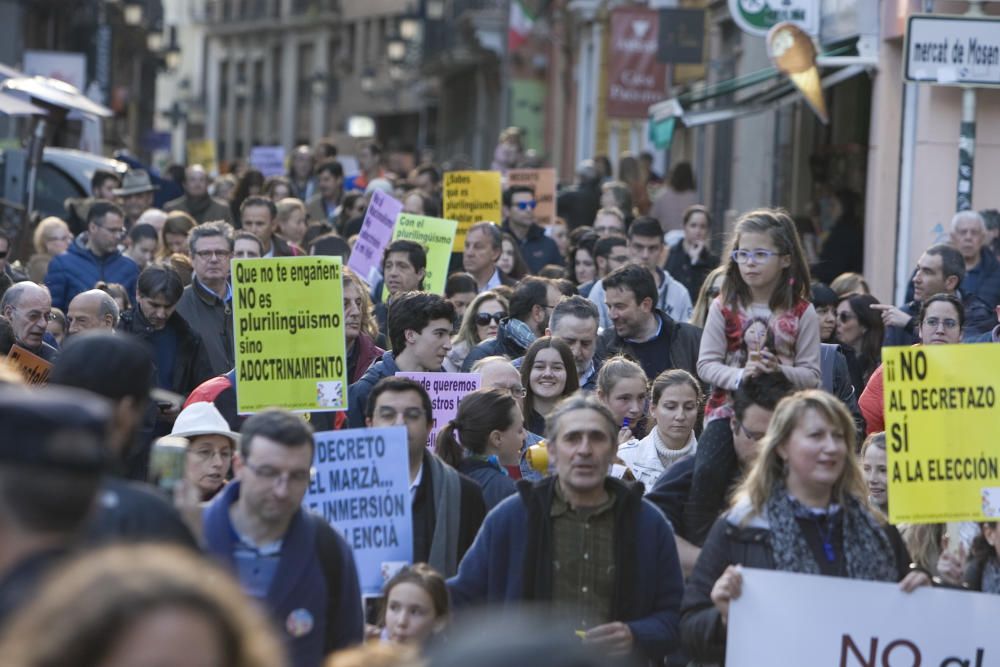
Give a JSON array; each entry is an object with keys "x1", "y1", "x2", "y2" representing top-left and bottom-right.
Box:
[
  {"x1": 1, "y1": 75, "x2": 112, "y2": 118},
  {"x1": 0, "y1": 91, "x2": 45, "y2": 116}
]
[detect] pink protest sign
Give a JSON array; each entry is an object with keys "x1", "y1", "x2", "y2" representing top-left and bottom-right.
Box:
[
  {"x1": 347, "y1": 190, "x2": 402, "y2": 286},
  {"x1": 395, "y1": 372, "x2": 482, "y2": 451}
]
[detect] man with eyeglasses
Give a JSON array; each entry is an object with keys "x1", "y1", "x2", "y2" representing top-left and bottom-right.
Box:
[
  {"x1": 45, "y1": 201, "x2": 139, "y2": 312},
  {"x1": 473, "y1": 356, "x2": 544, "y2": 481},
  {"x1": 177, "y1": 221, "x2": 236, "y2": 375},
  {"x1": 0, "y1": 282, "x2": 58, "y2": 361},
  {"x1": 647, "y1": 372, "x2": 792, "y2": 574},
  {"x1": 365, "y1": 377, "x2": 486, "y2": 577},
  {"x1": 202, "y1": 409, "x2": 364, "y2": 667},
  {"x1": 502, "y1": 185, "x2": 563, "y2": 274}
]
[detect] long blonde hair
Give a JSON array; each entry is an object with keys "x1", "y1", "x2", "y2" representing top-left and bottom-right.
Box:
[
  {"x1": 732, "y1": 389, "x2": 869, "y2": 522},
  {"x1": 689, "y1": 265, "x2": 726, "y2": 328},
  {"x1": 452, "y1": 290, "x2": 509, "y2": 350}
]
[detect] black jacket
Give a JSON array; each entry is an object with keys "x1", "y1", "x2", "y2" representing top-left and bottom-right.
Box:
[
  {"x1": 666, "y1": 240, "x2": 719, "y2": 303},
  {"x1": 600, "y1": 309, "x2": 702, "y2": 380},
  {"x1": 176, "y1": 278, "x2": 234, "y2": 376},
  {"x1": 118, "y1": 307, "x2": 213, "y2": 397},
  {"x1": 681, "y1": 507, "x2": 911, "y2": 666},
  {"x1": 412, "y1": 450, "x2": 487, "y2": 569}
]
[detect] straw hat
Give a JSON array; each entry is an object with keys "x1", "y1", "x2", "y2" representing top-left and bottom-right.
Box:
[{"x1": 169, "y1": 402, "x2": 240, "y2": 445}]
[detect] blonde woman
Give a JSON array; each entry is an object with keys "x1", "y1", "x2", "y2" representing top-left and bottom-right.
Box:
[
  {"x1": 443, "y1": 290, "x2": 509, "y2": 373},
  {"x1": 343, "y1": 267, "x2": 385, "y2": 383},
  {"x1": 33, "y1": 216, "x2": 73, "y2": 257},
  {"x1": 680, "y1": 390, "x2": 930, "y2": 663},
  {"x1": 688, "y1": 265, "x2": 725, "y2": 329}
]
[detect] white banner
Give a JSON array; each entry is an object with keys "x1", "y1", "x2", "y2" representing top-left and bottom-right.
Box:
[{"x1": 728, "y1": 568, "x2": 998, "y2": 666}]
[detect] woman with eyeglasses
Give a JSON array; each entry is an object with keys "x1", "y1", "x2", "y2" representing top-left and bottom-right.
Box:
[
  {"x1": 858, "y1": 293, "x2": 964, "y2": 435},
  {"x1": 681, "y1": 390, "x2": 930, "y2": 663},
  {"x1": 521, "y1": 337, "x2": 579, "y2": 437},
  {"x1": 835, "y1": 293, "x2": 884, "y2": 391},
  {"x1": 444, "y1": 291, "x2": 509, "y2": 373}
]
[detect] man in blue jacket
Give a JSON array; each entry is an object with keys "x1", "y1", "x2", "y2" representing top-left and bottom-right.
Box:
[
  {"x1": 448, "y1": 393, "x2": 684, "y2": 665},
  {"x1": 202, "y1": 409, "x2": 363, "y2": 667},
  {"x1": 45, "y1": 200, "x2": 139, "y2": 311},
  {"x1": 502, "y1": 185, "x2": 563, "y2": 273}
]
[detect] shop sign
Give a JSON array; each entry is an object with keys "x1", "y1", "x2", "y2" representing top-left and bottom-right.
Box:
[
  {"x1": 728, "y1": 0, "x2": 820, "y2": 37},
  {"x1": 905, "y1": 14, "x2": 1000, "y2": 87}
]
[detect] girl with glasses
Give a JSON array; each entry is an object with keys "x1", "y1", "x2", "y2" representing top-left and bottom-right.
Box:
[
  {"x1": 689, "y1": 209, "x2": 820, "y2": 546},
  {"x1": 443, "y1": 290, "x2": 509, "y2": 373}
]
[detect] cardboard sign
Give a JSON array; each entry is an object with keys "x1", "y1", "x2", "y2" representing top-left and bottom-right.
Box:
[
  {"x1": 395, "y1": 372, "x2": 481, "y2": 451},
  {"x1": 607, "y1": 6, "x2": 668, "y2": 119},
  {"x1": 882, "y1": 344, "x2": 1000, "y2": 524},
  {"x1": 346, "y1": 190, "x2": 403, "y2": 288},
  {"x1": 383, "y1": 214, "x2": 458, "y2": 299},
  {"x1": 442, "y1": 171, "x2": 502, "y2": 252},
  {"x1": 304, "y1": 426, "x2": 413, "y2": 596},
  {"x1": 6, "y1": 344, "x2": 51, "y2": 385},
  {"x1": 249, "y1": 145, "x2": 286, "y2": 177},
  {"x1": 507, "y1": 168, "x2": 557, "y2": 227},
  {"x1": 728, "y1": 568, "x2": 1000, "y2": 666},
  {"x1": 232, "y1": 257, "x2": 348, "y2": 414}
]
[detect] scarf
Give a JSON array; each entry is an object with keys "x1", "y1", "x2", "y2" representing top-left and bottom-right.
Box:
[
  {"x1": 425, "y1": 453, "x2": 461, "y2": 577},
  {"x1": 982, "y1": 558, "x2": 1000, "y2": 594},
  {"x1": 651, "y1": 427, "x2": 696, "y2": 469},
  {"x1": 765, "y1": 484, "x2": 897, "y2": 581}
]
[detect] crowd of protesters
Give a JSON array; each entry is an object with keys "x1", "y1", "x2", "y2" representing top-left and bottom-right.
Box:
[{"x1": 0, "y1": 129, "x2": 998, "y2": 667}]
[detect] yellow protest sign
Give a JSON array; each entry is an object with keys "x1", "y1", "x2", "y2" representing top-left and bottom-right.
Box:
[
  {"x1": 508, "y1": 168, "x2": 557, "y2": 226},
  {"x1": 186, "y1": 139, "x2": 218, "y2": 175},
  {"x1": 232, "y1": 257, "x2": 347, "y2": 414},
  {"x1": 443, "y1": 171, "x2": 502, "y2": 251},
  {"x1": 883, "y1": 344, "x2": 1000, "y2": 524},
  {"x1": 383, "y1": 214, "x2": 457, "y2": 300}
]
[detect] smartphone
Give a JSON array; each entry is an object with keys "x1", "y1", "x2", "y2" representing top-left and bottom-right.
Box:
[{"x1": 149, "y1": 436, "x2": 189, "y2": 494}]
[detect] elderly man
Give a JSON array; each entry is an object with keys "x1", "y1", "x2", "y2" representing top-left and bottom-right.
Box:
[
  {"x1": 176, "y1": 221, "x2": 235, "y2": 375},
  {"x1": 463, "y1": 222, "x2": 515, "y2": 292},
  {"x1": 448, "y1": 393, "x2": 684, "y2": 665},
  {"x1": 951, "y1": 210, "x2": 1000, "y2": 310},
  {"x1": 164, "y1": 165, "x2": 232, "y2": 224},
  {"x1": 0, "y1": 282, "x2": 58, "y2": 361},
  {"x1": 66, "y1": 289, "x2": 120, "y2": 335}
]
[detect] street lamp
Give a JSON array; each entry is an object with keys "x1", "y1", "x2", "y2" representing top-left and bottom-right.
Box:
[
  {"x1": 311, "y1": 71, "x2": 328, "y2": 99},
  {"x1": 123, "y1": 0, "x2": 144, "y2": 26},
  {"x1": 400, "y1": 17, "x2": 422, "y2": 41},
  {"x1": 387, "y1": 37, "x2": 407, "y2": 63},
  {"x1": 147, "y1": 31, "x2": 163, "y2": 52},
  {"x1": 164, "y1": 26, "x2": 181, "y2": 71},
  {"x1": 426, "y1": 0, "x2": 445, "y2": 20}
]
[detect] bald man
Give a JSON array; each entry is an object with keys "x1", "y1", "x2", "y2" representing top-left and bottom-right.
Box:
[
  {"x1": 471, "y1": 356, "x2": 543, "y2": 480},
  {"x1": 66, "y1": 289, "x2": 120, "y2": 336},
  {"x1": 0, "y1": 282, "x2": 57, "y2": 361}
]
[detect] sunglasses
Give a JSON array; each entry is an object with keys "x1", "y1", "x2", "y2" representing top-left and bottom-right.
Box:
[
  {"x1": 837, "y1": 312, "x2": 855, "y2": 323},
  {"x1": 0, "y1": 250, "x2": 7, "y2": 259},
  {"x1": 475, "y1": 311, "x2": 506, "y2": 326},
  {"x1": 515, "y1": 200, "x2": 537, "y2": 211}
]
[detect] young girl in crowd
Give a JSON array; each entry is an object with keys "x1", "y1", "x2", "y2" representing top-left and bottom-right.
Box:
[
  {"x1": 444, "y1": 291, "x2": 508, "y2": 373},
  {"x1": 596, "y1": 356, "x2": 650, "y2": 444},
  {"x1": 860, "y1": 432, "x2": 888, "y2": 514},
  {"x1": 688, "y1": 208, "x2": 820, "y2": 542},
  {"x1": 436, "y1": 388, "x2": 524, "y2": 510},
  {"x1": 521, "y1": 337, "x2": 579, "y2": 437},
  {"x1": 378, "y1": 564, "x2": 449, "y2": 647},
  {"x1": 618, "y1": 369, "x2": 701, "y2": 491},
  {"x1": 964, "y1": 523, "x2": 1000, "y2": 593}
]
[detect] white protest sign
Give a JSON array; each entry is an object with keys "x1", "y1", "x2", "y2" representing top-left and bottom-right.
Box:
[
  {"x1": 905, "y1": 15, "x2": 1000, "y2": 87},
  {"x1": 304, "y1": 426, "x2": 413, "y2": 596},
  {"x1": 728, "y1": 568, "x2": 999, "y2": 666}
]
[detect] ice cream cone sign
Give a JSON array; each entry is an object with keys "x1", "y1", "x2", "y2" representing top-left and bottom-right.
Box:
[{"x1": 767, "y1": 22, "x2": 828, "y2": 124}]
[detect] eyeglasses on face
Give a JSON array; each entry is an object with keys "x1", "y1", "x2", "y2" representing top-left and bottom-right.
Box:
[
  {"x1": 98, "y1": 224, "x2": 126, "y2": 237},
  {"x1": 731, "y1": 249, "x2": 782, "y2": 265},
  {"x1": 244, "y1": 462, "x2": 311, "y2": 486},
  {"x1": 474, "y1": 311, "x2": 506, "y2": 326},
  {"x1": 194, "y1": 249, "x2": 232, "y2": 260},
  {"x1": 837, "y1": 312, "x2": 856, "y2": 324},
  {"x1": 923, "y1": 316, "x2": 958, "y2": 331},
  {"x1": 514, "y1": 200, "x2": 537, "y2": 211}
]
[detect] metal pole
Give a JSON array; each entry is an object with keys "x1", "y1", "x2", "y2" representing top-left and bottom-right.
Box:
[
  {"x1": 956, "y1": 87, "x2": 975, "y2": 211},
  {"x1": 895, "y1": 81, "x2": 918, "y2": 307}
]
